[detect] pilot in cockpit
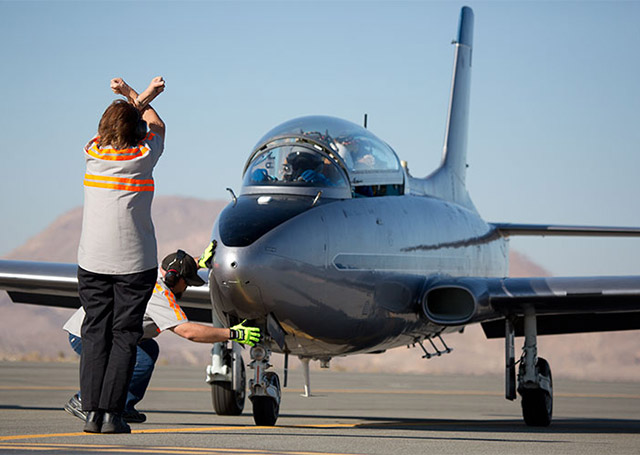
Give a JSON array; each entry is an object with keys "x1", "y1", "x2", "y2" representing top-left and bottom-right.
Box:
[{"x1": 282, "y1": 150, "x2": 335, "y2": 186}]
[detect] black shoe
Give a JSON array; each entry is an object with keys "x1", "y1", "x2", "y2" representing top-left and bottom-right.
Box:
[
  {"x1": 83, "y1": 411, "x2": 103, "y2": 433},
  {"x1": 64, "y1": 393, "x2": 87, "y2": 421},
  {"x1": 123, "y1": 408, "x2": 146, "y2": 423},
  {"x1": 101, "y1": 412, "x2": 131, "y2": 434}
]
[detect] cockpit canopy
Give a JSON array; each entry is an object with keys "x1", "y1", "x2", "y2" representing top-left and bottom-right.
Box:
[{"x1": 242, "y1": 116, "x2": 405, "y2": 198}]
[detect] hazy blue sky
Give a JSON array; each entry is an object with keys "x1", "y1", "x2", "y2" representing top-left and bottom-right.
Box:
[{"x1": 1, "y1": 0, "x2": 639, "y2": 276}]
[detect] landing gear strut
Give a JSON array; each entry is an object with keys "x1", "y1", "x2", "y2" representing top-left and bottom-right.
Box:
[
  {"x1": 505, "y1": 309, "x2": 553, "y2": 427},
  {"x1": 248, "y1": 343, "x2": 281, "y2": 426},
  {"x1": 207, "y1": 342, "x2": 246, "y2": 415}
]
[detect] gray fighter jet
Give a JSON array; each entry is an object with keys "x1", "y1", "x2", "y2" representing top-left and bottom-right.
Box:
[{"x1": 1, "y1": 7, "x2": 639, "y2": 427}]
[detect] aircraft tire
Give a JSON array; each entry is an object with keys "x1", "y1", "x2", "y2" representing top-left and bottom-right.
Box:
[
  {"x1": 252, "y1": 372, "x2": 280, "y2": 426},
  {"x1": 211, "y1": 361, "x2": 246, "y2": 415},
  {"x1": 521, "y1": 357, "x2": 553, "y2": 427}
]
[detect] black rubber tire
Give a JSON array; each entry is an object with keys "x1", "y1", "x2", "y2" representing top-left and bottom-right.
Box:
[
  {"x1": 252, "y1": 372, "x2": 280, "y2": 426},
  {"x1": 211, "y1": 361, "x2": 246, "y2": 415},
  {"x1": 521, "y1": 357, "x2": 553, "y2": 427}
]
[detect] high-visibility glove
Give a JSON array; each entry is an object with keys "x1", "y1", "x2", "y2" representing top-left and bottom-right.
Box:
[
  {"x1": 229, "y1": 320, "x2": 261, "y2": 346},
  {"x1": 198, "y1": 240, "x2": 217, "y2": 269}
]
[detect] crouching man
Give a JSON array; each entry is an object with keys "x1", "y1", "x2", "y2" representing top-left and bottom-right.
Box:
[{"x1": 63, "y1": 250, "x2": 260, "y2": 426}]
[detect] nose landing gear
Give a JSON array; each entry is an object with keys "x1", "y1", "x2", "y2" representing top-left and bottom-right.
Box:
[{"x1": 248, "y1": 343, "x2": 281, "y2": 426}]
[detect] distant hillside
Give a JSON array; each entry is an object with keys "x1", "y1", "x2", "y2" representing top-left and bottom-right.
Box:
[
  {"x1": 4, "y1": 196, "x2": 227, "y2": 263},
  {"x1": 1, "y1": 196, "x2": 638, "y2": 381}
]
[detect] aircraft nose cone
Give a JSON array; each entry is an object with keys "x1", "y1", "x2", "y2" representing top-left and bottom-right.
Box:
[{"x1": 208, "y1": 241, "x2": 267, "y2": 320}]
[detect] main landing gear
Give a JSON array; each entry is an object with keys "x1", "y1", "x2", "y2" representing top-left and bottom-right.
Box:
[{"x1": 505, "y1": 308, "x2": 553, "y2": 427}]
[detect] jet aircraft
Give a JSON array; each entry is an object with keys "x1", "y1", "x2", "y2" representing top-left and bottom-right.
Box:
[{"x1": 1, "y1": 6, "x2": 640, "y2": 427}]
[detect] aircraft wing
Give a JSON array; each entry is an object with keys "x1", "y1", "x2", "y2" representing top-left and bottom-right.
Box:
[
  {"x1": 0, "y1": 259, "x2": 213, "y2": 323},
  {"x1": 423, "y1": 274, "x2": 640, "y2": 338},
  {"x1": 483, "y1": 275, "x2": 640, "y2": 337}
]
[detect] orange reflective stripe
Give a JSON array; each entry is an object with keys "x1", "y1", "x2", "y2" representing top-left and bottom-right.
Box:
[
  {"x1": 86, "y1": 138, "x2": 150, "y2": 161},
  {"x1": 84, "y1": 174, "x2": 154, "y2": 192},
  {"x1": 164, "y1": 290, "x2": 187, "y2": 321},
  {"x1": 84, "y1": 174, "x2": 154, "y2": 185},
  {"x1": 154, "y1": 283, "x2": 187, "y2": 322}
]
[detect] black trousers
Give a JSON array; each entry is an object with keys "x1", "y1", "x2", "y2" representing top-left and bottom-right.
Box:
[{"x1": 77, "y1": 266, "x2": 157, "y2": 412}]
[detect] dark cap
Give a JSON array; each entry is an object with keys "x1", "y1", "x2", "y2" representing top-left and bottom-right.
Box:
[{"x1": 161, "y1": 250, "x2": 205, "y2": 287}]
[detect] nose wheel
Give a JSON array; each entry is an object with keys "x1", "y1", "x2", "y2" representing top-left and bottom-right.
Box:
[
  {"x1": 252, "y1": 372, "x2": 281, "y2": 426},
  {"x1": 248, "y1": 344, "x2": 281, "y2": 426}
]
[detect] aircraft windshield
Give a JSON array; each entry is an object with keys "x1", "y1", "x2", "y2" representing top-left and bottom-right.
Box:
[
  {"x1": 254, "y1": 116, "x2": 401, "y2": 174},
  {"x1": 243, "y1": 144, "x2": 349, "y2": 188}
]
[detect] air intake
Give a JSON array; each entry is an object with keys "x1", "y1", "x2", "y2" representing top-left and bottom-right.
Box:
[{"x1": 422, "y1": 286, "x2": 476, "y2": 325}]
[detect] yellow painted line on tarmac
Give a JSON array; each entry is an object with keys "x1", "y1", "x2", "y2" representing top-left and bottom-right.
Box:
[
  {"x1": 0, "y1": 432, "x2": 88, "y2": 441},
  {"x1": 0, "y1": 423, "x2": 360, "y2": 443},
  {"x1": 0, "y1": 442, "x2": 358, "y2": 455}
]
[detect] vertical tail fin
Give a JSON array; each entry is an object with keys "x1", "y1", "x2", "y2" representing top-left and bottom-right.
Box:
[
  {"x1": 416, "y1": 6, "x2": 475, "y2": 210},
  {"x1": 441, "y1": 6, "x2": 474, "y2": 186}
]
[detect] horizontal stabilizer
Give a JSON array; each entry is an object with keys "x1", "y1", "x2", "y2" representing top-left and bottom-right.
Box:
[{"x1": 492, "y1": 223, "x2": 640, "y2": 237}]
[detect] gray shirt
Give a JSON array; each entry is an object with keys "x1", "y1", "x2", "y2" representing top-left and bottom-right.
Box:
[
  {"x1": 64, "y1": 274, "x2": 188, "y2": 340},
  {"x1": 78, "y1": 132, "x2": 164, "y2": 274}
]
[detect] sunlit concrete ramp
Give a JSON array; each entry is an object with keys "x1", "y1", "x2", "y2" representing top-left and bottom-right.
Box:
[{"x1": 1, "y1": 362, "x2": 639, "y2": 455}]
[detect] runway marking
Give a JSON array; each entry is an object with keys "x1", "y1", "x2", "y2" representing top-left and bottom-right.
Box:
[
  {"x1": 0, "y1": 432, "x2": 88, "y2": 441},
  {"x1": 3, "y1": 385, "x2": 639, "y2": 400},
  {"x1": 0, "y1": 442, "x2": 358, "y2": 455},
  {"x1": 0, "y1": 423, "x2": 362, "y2": 443}
]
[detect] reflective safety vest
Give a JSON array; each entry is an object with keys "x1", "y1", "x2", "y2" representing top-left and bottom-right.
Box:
[{"x1": 78, "y1": 132, "x2": 164, "y2": 275}]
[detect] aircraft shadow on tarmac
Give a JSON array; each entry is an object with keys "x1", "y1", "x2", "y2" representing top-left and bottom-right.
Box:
[{"x1": 276, "y1": 414, "x2": 640, "y2": 435}]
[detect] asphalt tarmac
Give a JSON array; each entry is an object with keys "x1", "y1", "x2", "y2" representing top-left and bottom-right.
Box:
[{"x1": 0, "y1": 361, "x2": 639, "y2": 455}]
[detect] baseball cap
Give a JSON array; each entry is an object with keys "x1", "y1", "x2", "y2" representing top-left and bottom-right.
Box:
[{"x1": 161, "y1": 250, "x2": 206, "y2": 287}]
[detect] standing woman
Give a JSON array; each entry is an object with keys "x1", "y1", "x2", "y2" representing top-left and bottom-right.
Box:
[{"x1": 77, "y1": 77, "x2": 166, "y2": 434}]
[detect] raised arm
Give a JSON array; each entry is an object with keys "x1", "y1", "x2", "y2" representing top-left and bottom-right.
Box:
[{"x1": 110, "y1": 76, "x2": 166, "y2": 139}]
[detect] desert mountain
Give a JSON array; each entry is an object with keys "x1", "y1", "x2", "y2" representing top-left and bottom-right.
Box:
[{"x1": 1, "y1": 196, "x2": 638, "y2": 381}]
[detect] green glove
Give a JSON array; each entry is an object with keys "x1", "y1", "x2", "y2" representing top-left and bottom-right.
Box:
[
  {"x1": 229, "y1": 320, "x2": 261, "y2": 346},
  {"x1": 198, "y1": 240, "x2": 217, "y2": 269}
]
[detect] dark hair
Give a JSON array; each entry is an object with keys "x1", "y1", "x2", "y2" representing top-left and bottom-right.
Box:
[
  {"x1": 288, "y1": 151, "x2": 321, "y2": 171},
  {"x1": 97, "y1": 100, "x2": 146, "y2": 149}
]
